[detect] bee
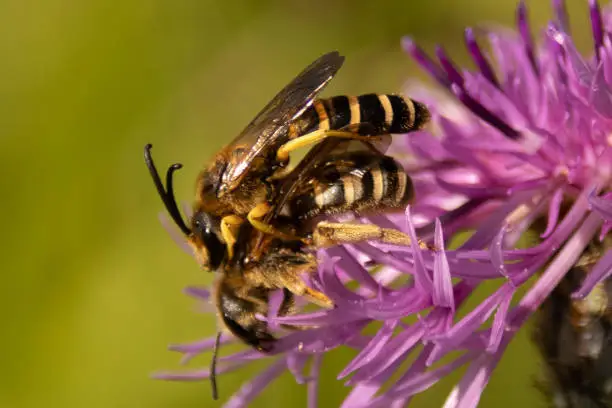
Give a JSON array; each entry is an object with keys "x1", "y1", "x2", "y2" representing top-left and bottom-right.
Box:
[
  {"x1": 144, "y1": 51, "x2": 430, "y2": 398},
  {"x1": 534, "y1": 234, "x2": 612, "y2": 408},
  {"x1": 153, "y1": 51, "x2": 428, "y2": 263}
]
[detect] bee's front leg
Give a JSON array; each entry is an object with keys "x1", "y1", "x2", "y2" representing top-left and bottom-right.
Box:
[{"x1": 220, "y1": 214, "x2": 244, "y2": 260}]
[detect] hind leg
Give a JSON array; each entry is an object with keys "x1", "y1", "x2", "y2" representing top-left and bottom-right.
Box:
[
  {"x1": 278, "y1": 288, "x2": 297, "y2": 317},
  {"x1": 245, "y1": 253, "x2": 333, "y2": 309},
  {"x1": 312, "y1": 221, "x2": 432, "y2": 249},
  {"x1": 275, "y1": 267, "x2": 333, "y2": 309},
  {"x1": 275, "y1": 288, "x2": 320, "y2": 331},
  {"x1": 276, "y1": 129, "x2": 382, "y2": 162}
]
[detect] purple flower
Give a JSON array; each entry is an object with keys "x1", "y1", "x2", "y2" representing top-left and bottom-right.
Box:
[{"x1": 154, "y1": 1, "x2": 612, "y2": 407}]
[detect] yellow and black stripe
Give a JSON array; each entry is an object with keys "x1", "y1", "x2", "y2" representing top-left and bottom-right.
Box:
[
  {"x1": 288, "y1": 93, "x2": 430, "y2": 138},
  {"x1": 288, "y1": 152, "x2": 414, "y2": 221}
]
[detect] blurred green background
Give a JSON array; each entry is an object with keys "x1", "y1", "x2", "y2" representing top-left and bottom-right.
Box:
[{"x1": 0, "y1": 0, "x2": 595, "y2": 407}]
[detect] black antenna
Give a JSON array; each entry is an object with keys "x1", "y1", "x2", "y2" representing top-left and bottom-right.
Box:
[
  {"x1": 210, "y1": 331, "x2": 222, "y2": 400},
  {"x1": 144, "y1": 144, "x2": 191, "y2": 236}
]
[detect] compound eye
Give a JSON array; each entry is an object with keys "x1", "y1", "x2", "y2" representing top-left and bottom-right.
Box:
[
  {"x1": 191, "y1": 212, "x2": 225, "y2": 270},
  {"x1": 191, "y1": 212, "x2": 206, "y2": 234}
]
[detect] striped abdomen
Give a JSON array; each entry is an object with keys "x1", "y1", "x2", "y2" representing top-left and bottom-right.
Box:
[
  {"x1": 288, "y1": 152, "x2": 414, "y2": 221},
  {"x1": 288, "y1": 94, "x2": 430, "y2": 139}
]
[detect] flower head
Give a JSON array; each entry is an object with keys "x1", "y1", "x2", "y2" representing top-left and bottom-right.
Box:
[
  {"x1": 400, "y1": 0, "x2": 612, "y2": 298},
  {"x1": 154, "y1": 1, "x2": 612, "y2": 407}
]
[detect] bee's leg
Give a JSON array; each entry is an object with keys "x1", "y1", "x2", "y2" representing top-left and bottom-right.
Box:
[
  {"x1": 276, "y1": 130, "x2": 381, "y2": 162},
  {"x1": 301, "y1": 285, "x2": 334, "y2": 308},
  {"x1": 278, "y1": 264, "x2": 334, "y2": 309},
  {"x1": 266, "y1": 165, "x2": 294, "y2": 182},
  {"x1": 312, "y1": 221, "x2": 432, "y2": 250},
  {"x1": 240, "y1": 264, "x2": 332, "y2": 338},
  {"x1": 220, "y1": 215, "x2": 244, "y2": 260},
  {"x1": 275, "y1": 288, "x2": 312, "y2": 331},
  {"x1": 246, "y1": 259, "x2": 334, "y2": 309},
  {"x1": 247, "y1": 202, "x2": 309, "y2": 244},
  {"x1": 278, "y1": 288, "x2": 296, "y2": 317}
]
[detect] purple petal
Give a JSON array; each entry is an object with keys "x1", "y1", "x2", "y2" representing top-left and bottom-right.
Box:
[
  {"x1": 376, "y1": 351, "x2": 477, "y2": 403},
  {"x1": 353, "y1": 242, "x2": 415, "y2": 275},
  {"x1": 168, "y1": 333, "x2": 233, "y2": 361},
  {"x1": 317, "y1": 255, "x2": 367, "y2": 307},
  {"x1": 183, "y1": 286, "x2": 210, "y2": 300},
  {"x1": 152, "y1": 361, "x2": 242, "y2": 381},
  {"x1": 487, "y1": 290, "x2": 513, "y2": 353},
  {"x1": 268, "y1": 309, "x2": 349, "y2": 326},
  {"x1": 267, "y1": 321, "x2": 367, "y2": 355},
  {"x1": 360, "y1": 290, "x2": 431, "y2": 320},
  {"x1": 590, "y1": 0, "x2": 604, "y2": 61},
  {"x1": 225, "y1": 358, "x2": 288, "y2": 408},
  {"x1": 427, "y1": 284, "x2": 514, "y2": 365},
  {"x1": 590, "y1": 61, "x2": 612, "y2": 118},
  {"x1": 369, "y1": 344, "x2": 435, "y2": 406},
  {"x1": 548, "y1": 26, "x2": 593, "y2": 89},
  {"x1": 600, "y1": 221, "x2": 611, "y2": 241},
  {"x1": 348, "y1": 324, "x2": 425, "y2": 384},
  {"x1": 590, "y1": 192, "x2": 612, "y2": 220},
  {"x1": 489, "y1": 226, "x2": 507, "y2": 278},
  {"x1": 540, "y1": 188, "x2": 564, "y2": 238},
  {"x1": 509, "y1": 206, "x2": 599, "y2": 326},
  {"x1": 159, "y1": 213, "x2": 192, "y2": 255},
  {"x1": 327, "y1": 245, "x2": 381, "y2": 292},
  {"x1": 266, "y1": 290, "x2": 284, "y2": 331},
  {"x1": 339, "y1": 320, "x2": 398, "y2": 378},
  {"x1": 287, "y1": 353, "x2": 309, "y2": 384},
  {"x1": 464, "y1": 28, "x2": 500, "y2": 88},
  {"x1": 435, "y1": 45, "x2": 465, "y2": 86},
  {"x1": 450, "y1": 84, "x2": 521, "y2": 140},
  {"x1": 432, "y1": 219, "x2": 454, "y2": 309},
  {"x1": 461, "y1": 193, "x2": 529, "y2": 250},
  {"x1": 573, "y1": 248, "x2": 612, "y2": 298},
  {"x1": 402, "y1": 37, "x2": 451, "y2": 88},
  {"x1": 552, "y1": 0, "x2": 570, "y2": 33},
  {"x1": 220, "y1": 348, "x2": 271, "y2": 364},
  {"x1": 390, "y1": 399, "x2": 408, "y2": 408},
  {"x1": 516, "y1": 1, "x2": 538, "y2": 75},
  {"x1": 341, "y1": 349, "x2": 408, "y2": 408},
  {"x1": 443, "y1": 353, "x2": 498, "y2": 408},
  {"x1": 423, "y1": 307, "x2": 454, "y2": 337},
  {"x1": 405, "y1": 206, "x2": 434, "y2": 292}
]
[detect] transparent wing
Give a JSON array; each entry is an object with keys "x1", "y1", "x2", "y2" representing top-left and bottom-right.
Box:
[{"x1": 219, "y1": 51, "x2": 345, "y2": 193}]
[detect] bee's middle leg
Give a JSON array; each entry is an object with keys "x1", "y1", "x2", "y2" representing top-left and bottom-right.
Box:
[
  {"x1": 248, "y1": 259, "x2": 334, "y2": 309},
  {"x1": 247, "y1": 202, "x2": 309, "y2": 244},
  {"x1": 275, "y1": 288, "x2": 314, "y2": 331}
]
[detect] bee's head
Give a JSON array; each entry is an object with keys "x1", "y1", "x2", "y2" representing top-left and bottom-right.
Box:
[
  {"x1": 144, "y1": 144, "x2": 226, "y2": 270},
  {"x1": 216, "y1": 276, "x2": 276, "y2": 352},
  {"x1": 188, "y1": 210, "x2": 225, "y2": 270}
]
